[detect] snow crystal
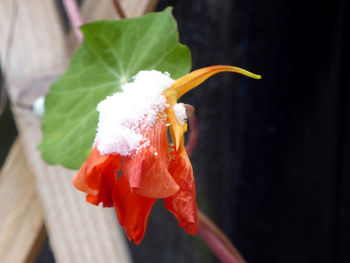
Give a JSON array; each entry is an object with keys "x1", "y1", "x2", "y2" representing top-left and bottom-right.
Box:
[
  {"x1": 95, "y1": 70, "x2": 175, "y2": 156},
  {"x1": 173, "y1": 103, "x2": 187, "y2": 126}
]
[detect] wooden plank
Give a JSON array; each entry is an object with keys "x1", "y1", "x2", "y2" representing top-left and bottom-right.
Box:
[
  {"x1": 0, "y1": 0, "x2": 68, "y2": 86},
  {"x1": 82, "y1": 0, "x2": 160, "y2": 23},
  {"x1": 0, "y1": 139, "x2": 45, "y2": 263},
  {"x1": 10, "y1": 77, "x2": 133, "y2": 263},
  {"x1": 0, "y1": 0, "x2": 148, "y2": 262},
  {"x1": 0, "y1": 0, "x2": 159, "y2": 262}
]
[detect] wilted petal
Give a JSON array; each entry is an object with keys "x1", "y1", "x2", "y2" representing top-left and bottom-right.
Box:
[
  {"x1": 123, "y1": 119, "x2": 179, "y2": 198},
  {"x1": 165, "y1": 149, "x2": 198, "y2": 235},
  {"x1": 73, "y1": 147, "x2": 121, "y2": 207},
  {"x1": 113, "y1": 174, "x2": 156, "y2": 245}
]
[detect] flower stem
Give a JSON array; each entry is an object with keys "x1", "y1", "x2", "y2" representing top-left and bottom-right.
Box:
[
  {"x1": 186, "y1": 106, "x2": 246, "y2": 263},
  {"x1": 111, "y1": 0, "x2": 127, "y2": 19},
  {"x1": 184, "y1": 104, "x2": 198, "y2": 156},
  {"x1": 62, "y1": 0, "x2": 83, "y2": 42},
  {"x1": 198, "y1": 210, "x2": 246, "y2": 263}
]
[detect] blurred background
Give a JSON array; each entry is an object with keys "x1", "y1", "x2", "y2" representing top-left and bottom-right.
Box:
[{"x1": 1, "y1": 0, "x2": 350, "y2": 262}]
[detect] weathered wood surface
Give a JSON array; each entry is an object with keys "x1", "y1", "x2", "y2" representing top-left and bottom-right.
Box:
[
  {"x1": 10, "y1": 92, "x2": 132, "y2": 263},
  {"x1": 0, "y1": 139, "x2": 45, "y2": 263},
  {"x1": 82, "y1": 0, "x2": 159, "y2": 22},
  {"x1": 0, "y1": 0, "x2": 156, "y2": 262}
]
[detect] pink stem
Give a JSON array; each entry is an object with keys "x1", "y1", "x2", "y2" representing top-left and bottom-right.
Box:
[
  {"x1": 185, "y1": 104, "x2": 198, "y2": 156},
  {"x1": 185, "y1": 107, "x2": 246, "y2": 263},
  {"x1": 198, "y1": 211, "x2": 247, "y2": 263},
  {"x1": 62, "y1": 0, "x2": 83, "y2": 42},
  {"x1": 199, "y1": 224, "x2": 240, "y2": 263}
]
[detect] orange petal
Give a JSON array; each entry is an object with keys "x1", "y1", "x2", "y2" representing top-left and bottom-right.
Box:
[
  {"x1": 163, "y1": 90, "x2": 186, "y2": 151},
  {"x1": 165, "y1": 149, "x2": 198, "y2": 235},
  {"x1": 73, "y1": 147, "x2": 121, "y2": 207},
  {"x1": 85, "y1": 163, "x2": 116, "y2": 207},
  {"x1": 113, "y1": 174, "x2": 156, "y2": 245},
  {"x1": 169, "y1": 65, "x2": 262, "y2": 99},
  {"x1": 73, "y1": 147, "x2": 108, "y2": 195},
  {"x1": 123, "y1": 119, "x2": 179, "y2": 198}
]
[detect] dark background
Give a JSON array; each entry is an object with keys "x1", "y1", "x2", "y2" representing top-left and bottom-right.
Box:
[{"x1": 1, "y1": 0, "x2": 350, "y2": 262}]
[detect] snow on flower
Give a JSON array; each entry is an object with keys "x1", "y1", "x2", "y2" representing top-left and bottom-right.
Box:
[{"x1": 73, "y1": 65, "x2": 261, "y2": 244}]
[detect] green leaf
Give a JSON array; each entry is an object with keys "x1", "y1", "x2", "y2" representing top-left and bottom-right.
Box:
[{"x1": 39, "y1": 8, "x2": 192, "y2": 169}]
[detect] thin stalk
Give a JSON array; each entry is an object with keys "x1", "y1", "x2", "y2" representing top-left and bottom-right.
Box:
[
  {"x1": 62, "y1": 0, "x2": 83, "y2": 42},
  {"x1": 184, "y1": 104, "x2": 198, "y2": 156},
  {"x1": 198, "y1": 211, "x2": 246, "y2": 263},
  {"x1": 185, "y1": 105, "x2": 247, "y2": 263},
  {"x1": 111, "y1": 0, "x2": 127, "y2": 19}
]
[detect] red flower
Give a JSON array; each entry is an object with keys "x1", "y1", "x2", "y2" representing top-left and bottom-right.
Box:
[{"x1": 73, "y1": 66, "x2": 261, "y2": 244}]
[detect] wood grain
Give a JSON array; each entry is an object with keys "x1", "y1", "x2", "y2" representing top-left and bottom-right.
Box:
[
  {"x1": 0, "y1": 0, "x2": 160, "y2": 262},
  {"x1": 12, "y1": 99, "x2": 132, "y2": 263},
  {"x1": 0, "y1": 139, "x2": 45, "y2": 263}
]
